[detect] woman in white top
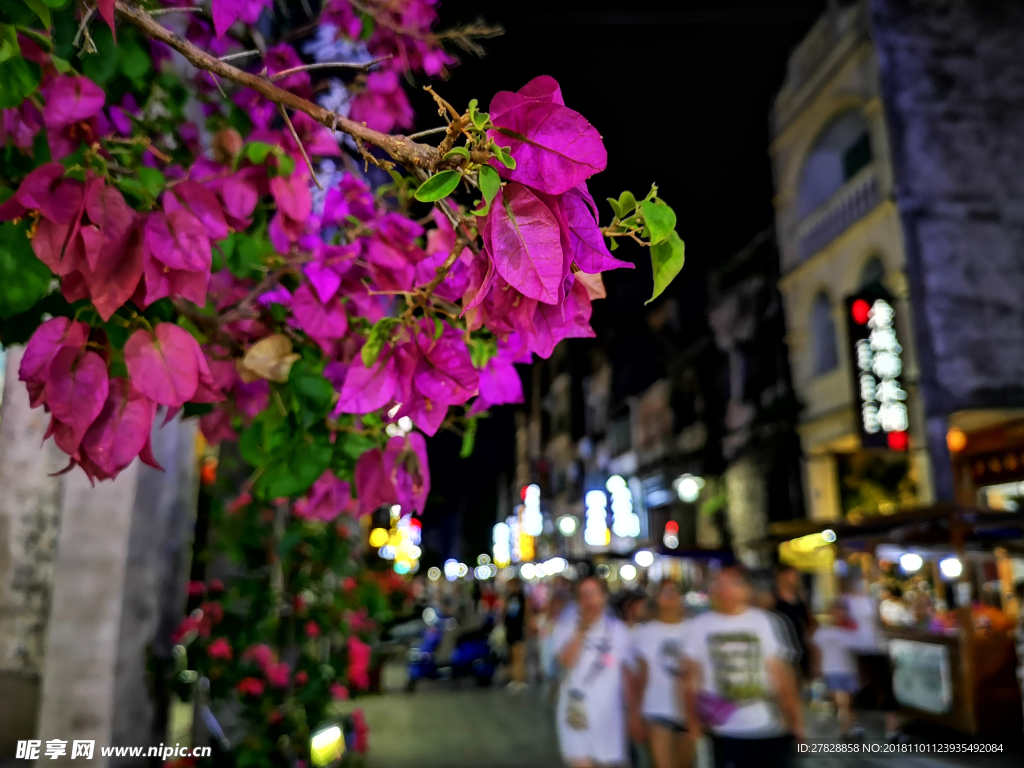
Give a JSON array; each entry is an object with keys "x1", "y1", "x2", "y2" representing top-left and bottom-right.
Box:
[
  {"x1": 631, "y1": 580, "x2": 695, "y2": 768},
  {"x1": 554, "y1": 576, "x2": 632, "y2": 767}
]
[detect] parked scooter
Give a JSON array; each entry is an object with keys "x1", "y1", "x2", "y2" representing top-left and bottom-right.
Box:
[{"x1": 406, "y1": 608, "x2": 497, "y2": 691}]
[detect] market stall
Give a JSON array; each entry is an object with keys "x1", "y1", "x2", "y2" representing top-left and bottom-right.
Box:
[{"x1": 770, "y1": 506, "x2": 1024, "y2": 736}]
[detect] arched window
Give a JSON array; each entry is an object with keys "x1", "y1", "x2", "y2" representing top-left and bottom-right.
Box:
[
  {"x1": 811, "y1": 292, "x2": 838, "y2": 375},
  {"x1": 858, "y1": 255, "x2": 886, "y2": 289},
  {"x1": 798, "y1": 110, "x2": 873, "y2": 218}
]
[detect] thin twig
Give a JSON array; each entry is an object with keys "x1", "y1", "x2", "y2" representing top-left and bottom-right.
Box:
[
  {"x1": 150, "y1": 6, "x2": 205, "y2": 15},
  {"x1": 268, "y1": 56, "x2": 393, "y2": 81},
  {"x1": 73, "y1": 8, "x2": 96, "y2": 51},
  {"x1": 407, "y1": 126, "x2": 450, "y2": 140},
  {"x1": 276, "y1": 103, "x2": 322, "y2": 190},
  {"x1": 220, "y1": 50, "x2": 261, "y2": 62}
]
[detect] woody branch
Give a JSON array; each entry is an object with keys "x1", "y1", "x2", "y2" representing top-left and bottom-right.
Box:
[{"x1": 113, "y1": 1, "x2": 453, "y2": 172}]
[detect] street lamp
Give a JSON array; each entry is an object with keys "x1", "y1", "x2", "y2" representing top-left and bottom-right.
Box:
[{"x1": 557, "y1": 515, "x2": 578, "y2": 537}]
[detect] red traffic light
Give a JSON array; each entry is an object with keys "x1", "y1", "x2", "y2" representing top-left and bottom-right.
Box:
[
  {"x1": 851, "y1": 298, "x2": 871, "y2": 325},
  {"x1": 665, "y1": 520, "x2": 679, "y2": 534}
]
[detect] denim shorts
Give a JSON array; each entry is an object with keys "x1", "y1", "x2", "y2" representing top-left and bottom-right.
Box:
[{"x1": 824, "y1": 672, "x2": 860, "y2": 693}]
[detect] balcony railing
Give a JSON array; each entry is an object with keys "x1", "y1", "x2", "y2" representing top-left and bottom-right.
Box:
[{"x1": 796, "y1": 173, "x2": 881, "y2": 263}]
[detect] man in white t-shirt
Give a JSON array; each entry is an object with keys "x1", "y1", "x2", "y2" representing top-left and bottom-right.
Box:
[
  {"x1": 554, "y1": 576, "x2": 632, "y2": 767},
  {"x1": 682, "y1": 565, "x2": 804, "y2": 768},
  {"x1": 631, "y1": 580, "x2": 694, "y2": 768}
]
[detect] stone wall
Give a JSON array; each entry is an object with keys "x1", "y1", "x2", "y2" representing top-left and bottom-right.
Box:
[
  {"x1": 869, "y1": 0, "x2": 1024, "y2": 494},
  {"x1": 0, "y1": 347, "x2": 66, "y2": 755}
]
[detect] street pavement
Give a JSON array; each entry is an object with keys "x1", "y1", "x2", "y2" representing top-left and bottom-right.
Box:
[{"x1": 355, "y1": 663, "x2": 1016, "y2": 768}]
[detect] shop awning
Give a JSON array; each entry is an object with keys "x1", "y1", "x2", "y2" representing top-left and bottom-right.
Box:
[{"x1": 765, "y1": 504, "x2": 1024, "y2": 549}]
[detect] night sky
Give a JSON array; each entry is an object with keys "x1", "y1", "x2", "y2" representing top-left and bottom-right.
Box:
[{"x1": 414, "y1": 0, "x2": 825, "y2": 565}]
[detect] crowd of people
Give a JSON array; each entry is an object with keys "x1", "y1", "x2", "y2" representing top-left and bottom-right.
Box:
[{"x1": 482, "y1": 563, "x2": 894, "y2": 768}]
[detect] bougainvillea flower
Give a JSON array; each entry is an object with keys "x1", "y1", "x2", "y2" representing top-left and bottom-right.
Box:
[
  {"x1": 354, "y1": 447, "x2": 399, "y2": 516},
  {"x1": 286, "y1": 112, "x2": 342, "y2": 157},
  {"x1": 164, "y1": 181, "x2": 230, "y2": 241},
  {"x1": 322, "y1": 174, "x2": 377, "y2": 224},
  {"x1": 487, "y1": 183, "x2": 565, "y2": 304},
  {"x1": 330, "y1": 682, "x2": 349, "y2": 700},
  {"x1": 266, "y1": 661, "x2": 291, "y2": 688},
  {"x1": 528, "y1": 279, "x2": 596, "y2": 358},
  {"x1": 43, "y1": 76, "x2": 106, "y2": 130},
  {"x1": 473, "y1": 355, "x2": 525, "y2": 413},
  {"x1": 80, "y1": 379, "x2": 157, "y2": 477},
  {"x1": 293, "y1": 471, "x2": 354, "y2": 522},
  {"x1": 124, "y1": 323, "x2": 202, "y2": 408},
  {"x1": 290, "y1": 284, "x2": 348, "y2": 351},
  {"x1": 45, "y1": 345, "x2": 111, "y2": 457},
  {"x1": 338, "y1": 353, "x2": 397, "y2": 414},
  {"x1": 270, "y1": 172, "x2": 313, "y2": 226},
  {"x1": 19, "y1": 317, "x2": 90, "y2": 390},
  {"x1": 303, "y1": 261, "x2": 343, "y2": 304},
  {"x1": 145, "y1": 209, "x2": 213, "y2": 273},
  {"x1": 347, "y1": 636, "x2": 371, "y2": 690},
  {"x1": 389, "y1": 432, "x2": 430, "y2": 515},
  {"x1": 563, "y1": 184, "x2": 634, "y2": 273},
  {"x1": 413, "y1": 325, "x2": 479, "y2": 407},
  {"x1": 208, "y1": 637, "x2": 233, "y2": 660},
  {"x1": 212, "y1": 0, "x2": 274, "y2": 39},
  {"x1": 2, "y1": 162, "x2": 84, "y2": 224},
  {"x1": 349, "y1": 71, "x2": 414, "y2": 133},
  {"x1": 488, "y1": 77, "x2": 607, "y2": 195},
  {"x1": 236, "y1": 677, "x2": 265, "y2": 697}
]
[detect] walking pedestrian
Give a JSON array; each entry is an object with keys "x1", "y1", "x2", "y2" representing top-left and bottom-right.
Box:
[
  {"x1": 811, "y1": 598, "x2": 862, "y2": 738},
  {"x1": 631, "y1": 580, "x2": 695, "y2": 768},
  {"x1": 682, "y1": 565, "x2": 804, "y2": 768},
  {"x1": 773, "y1": 565, "x2": 815, "y2": 683},
  {"x1": 504, "y1": 577, "x2": 529, "y2": 693},
  {"x1": 554, "y1": 576, "x2": 633, "y2": 768}
]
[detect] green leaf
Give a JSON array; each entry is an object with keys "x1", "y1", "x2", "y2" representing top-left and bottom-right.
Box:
[
  {"x1": 361, "y1": 318, "x2": 396, "y2": 367},
  {"x1": 467, "y1": 98, "x2": 490, "y2": 130},
  {"x1": 0, "y1": 56, "x2": 40, "y2": 109},
  {"x1": 260, "y1": 439, "x2": 333, "y2": 498},
  {"x1": 493, "y1": 145, "x2": 516, "y2": 170},
  {"x1": 0, "y1": 220, "x2": 52, "y2": 319},
  {"x1": 414, "y1": 170, "x2": 461, "y2": 202},
  {"x1": 639, "y1": 200, "x2": 677, "y2": 246},
  {"x1": 137, "y1": 167, "x2": 166, "y2": 197},
  {"x1": 443, "y1": 146, "x2": 470, "y2": 161},
  {"x1": 616, "y1": 191, "x2": 637, "y2": 218},
  {"x1": 238, "y1": 422, "x2": 267, "y2": 467},
  {"x1": 460, "y1": 416, "x2": 479, "y2": 458},
  {"x1": 277, "y1": 154, "x2": 296, "y2": 177},
  {"x1": 478, "y1": 165, "x2": 500, "y2": 204},
  {"x1": 289, "y1": 361, "x2": 335, "y2": 426},
  {"x1": 0, "y1": 25, "x2": 18, "y2": 65},
  {"x1": 79, "y1": 24, "x2": 118, "y2": 85},
  {"x1": 50, "y1": 55, "x2": 72, "y2": 74},
  {"x1": 606, "y1": 198, "x2": 623, "y2": 218},
  {"x1": 470, "y1": 165, "x2": 501, "y2": 217},
  {"x1": 119, "y1": 38, "x2": 152, "y2": 85},
  {"x1": 432, "y1": 316, "x2": 444, "y2": 339},
  {"x1": 647, "y1": 231, "x2": 685, "y2": 305},
  {"x1": 609, "y1": 237, "x2": 619, "y2": 251},
  {"x1": 336, "y1": 431, "x2": 376, "y2": 462},
  {"x1": 245, "y1": 141, "x2": 274, "y2": 164},
  {"x1": 22, "y1": 0, "x2": 51, "y2": 27}
]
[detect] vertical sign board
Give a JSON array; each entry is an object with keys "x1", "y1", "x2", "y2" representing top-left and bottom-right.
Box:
[{"x1": 845, "y1": 286, "x2": 909, "y2": 451}]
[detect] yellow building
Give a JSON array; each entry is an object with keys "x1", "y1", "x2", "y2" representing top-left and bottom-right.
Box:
[{"x1": 770, "y1": 2, "x2": 933, "y2": 526}]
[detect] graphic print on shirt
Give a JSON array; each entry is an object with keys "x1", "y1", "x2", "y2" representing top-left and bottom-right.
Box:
[
  {"x1": 707, "y1": 631, "x2": 766, "y2": 703},
  {"x1": 658, "y1": 637, "x2": 685, "y2": 679}
]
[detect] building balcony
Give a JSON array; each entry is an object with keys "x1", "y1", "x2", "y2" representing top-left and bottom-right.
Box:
[{"x1": 796, "y1": 172, "x2": 881, "y2": 264}]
